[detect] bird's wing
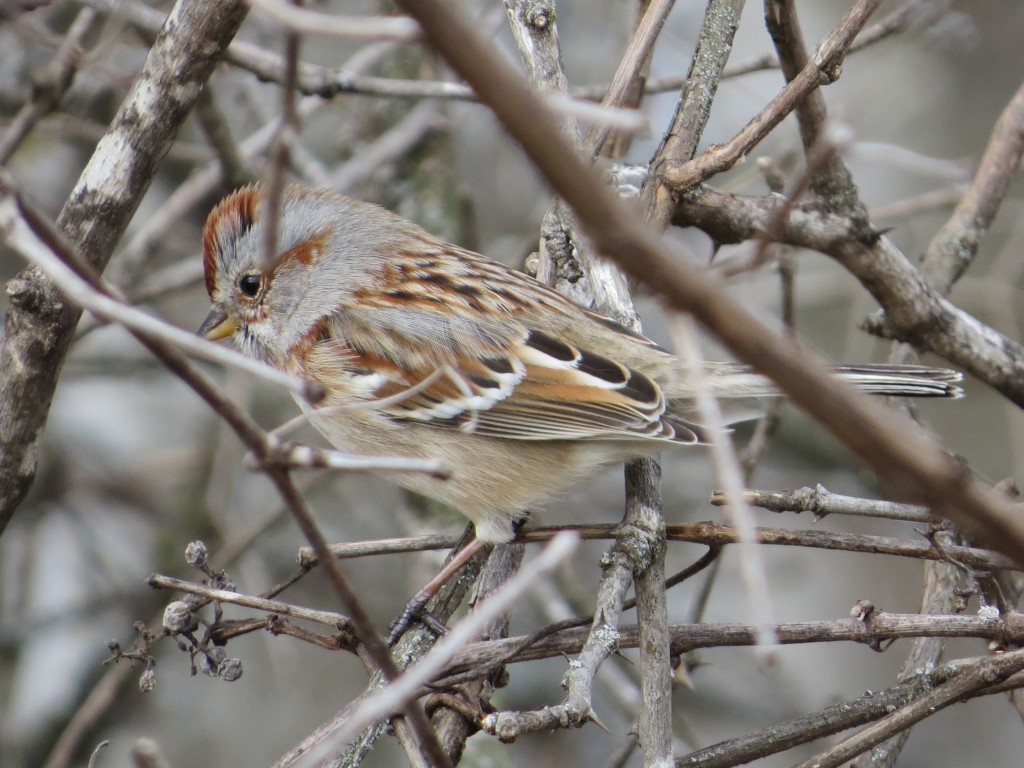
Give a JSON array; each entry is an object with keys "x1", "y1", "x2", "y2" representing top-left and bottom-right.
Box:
[{"x1": 298, "y1": 305, "x2": 701, "y2": 444}]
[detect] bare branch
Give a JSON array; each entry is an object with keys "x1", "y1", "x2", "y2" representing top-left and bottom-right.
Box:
[
  {"x1": 472, "y1": 523, "x2": 1017, "y2": 571},
  {"x1": 0, "y1": 7, "x2": 103, "y2": 163},
  {"x1": 919, "y1": 79, "x2": 1024, "y2": 294},
  {"x1": 147, "y1": 573, "x2": 353, "y2": 630},
  {"x1": 0, "y1": 0, "x2": 250, "y2": 535},
  {"x1": 296, "y1": 534, "x2": 462, "y2": 568},
  {"x1": 794, "y1": 648, "x2": 1024, "y2": 768},
  {"x1": 583, "y1": 0, "x2": 676, "y2": 157},
  {"x1": 293, "y1": 533, "x2": 578, "y2": 766},
  {"x1": 712, "y1": 485, "x2": 936, "y2": 524},
  {"x1": 444, "y1": 612, "x2": 1024, "y2": 676},
  {"x1": 674, "y1": 183, "x2": 1024, "y2": 408},
  {"x1": 0, "y1": 187, "x2": 317, "y2": 400},
  {"x1": 660, "y1": 0, "x2": 880, "y2": 191},
  {"x1": 247, "y1": 0, "x2": 420, "y2": 42},
  {"x1": 676, "y1": 655, "x2": 1024, "y2": 768},
  {"x1": 672, "y1": 316, "x2": 777, "y2": 649},
  {"x1": 764, "y1": 0, "x2": 861, "y2": 204},
  {"x1": 662, "y1": 522, "x2": 1016, "y2": 570},
  {"x1": 647, "y1": 0, "x2": 745, "y2": 177}
]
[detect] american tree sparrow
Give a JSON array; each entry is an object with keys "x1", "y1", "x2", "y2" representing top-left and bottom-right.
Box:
[{"x1": 199, "y1": 184, "x2": 962, "y2": 544}]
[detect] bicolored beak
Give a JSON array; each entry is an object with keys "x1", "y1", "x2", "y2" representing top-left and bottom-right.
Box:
[{"x1": 198, "y1": 306, "x2": 238, "y2": 341}]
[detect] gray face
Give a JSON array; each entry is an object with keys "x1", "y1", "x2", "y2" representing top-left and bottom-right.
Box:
[
  {"x1": 201, "y1": 185, "x2": 424, "y2": 368},
  {"x1": 198, "y1": 186, "x2": 524, "y2": 376}
]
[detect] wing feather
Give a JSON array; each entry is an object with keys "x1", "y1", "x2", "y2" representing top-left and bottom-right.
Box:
[{"x1": 297, "y1": 309, "x2": 695, "y2": 445}]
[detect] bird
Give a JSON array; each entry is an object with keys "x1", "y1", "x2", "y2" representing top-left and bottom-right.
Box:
[{"x1": 199, "y1": 183, "x2": 963, "y2": 547}]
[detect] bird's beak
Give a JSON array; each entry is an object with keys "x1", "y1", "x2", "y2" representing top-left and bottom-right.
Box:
[{"x1": 198, "y1": 306, "x2": 238, "y2": 341}]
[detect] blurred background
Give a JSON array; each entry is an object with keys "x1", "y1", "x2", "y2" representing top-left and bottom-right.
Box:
[{"x1": 2, "y1": 1, "x2": 1024, "y2": 766}]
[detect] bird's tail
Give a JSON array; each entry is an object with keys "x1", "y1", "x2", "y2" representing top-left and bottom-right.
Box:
[
  {"x1": 697, "y1": 362, "x2": 964, "y2": 400},
  {"x1": 665, "y1": 363, "x2": 963, "y2": 426},
  {"x1": 823, "y1": 364, "x2": 964, "y2": 398}
]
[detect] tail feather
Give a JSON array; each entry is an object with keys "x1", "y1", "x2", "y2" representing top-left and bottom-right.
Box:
[
  {"x1": 827, "y1": 365, "x2": 964, "y2": 398},
  {"x1": 655, "y1": 362, "x2": 962, "y2": 441},
  {"x1": 694, "y1": 362, "x2": 964, "y2": 402}
]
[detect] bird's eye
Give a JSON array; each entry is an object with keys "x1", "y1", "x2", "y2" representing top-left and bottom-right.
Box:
[{"x1": 238, "y1": 273, "x2": 262, "y2": 298}]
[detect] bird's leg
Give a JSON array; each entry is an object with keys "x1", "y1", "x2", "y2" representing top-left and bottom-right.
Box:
[
  {"x1": 387, "y1": 513, "x2": 531, "y2": 645},
  {"x1": 387, "y1": 537, "x2": 488, "y2": 645}
]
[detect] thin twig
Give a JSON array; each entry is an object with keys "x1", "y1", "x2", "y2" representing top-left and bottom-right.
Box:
[
  {"x1": 919, "y1": 79, "x2": 1024, "y2": 294},
  {"x1": 723, "y1": 124, "x2": 852, "y2": 278},
  {"x1": 676, "y1": 655, "x2": 1024, "y2": 768},
  {"x1": 711, "y1": 485, "x2": 936, "y2": 523},
  {"x1": 328, "y1": 100, "x2": 446, "y2": 191},
  {"x1": 870, "y1": 183, "x2": 967, "y2": 223},
  {"x1": 661, "y1": 0, "x2": 881, "y2": 190},
  {"x1": 444, "y1": 613, "x2": 1024, "y2": 676},
  {"x1": 193, "y1": 85, "x2": 252, "y2": 189},
  {"x1": 0, "y1": 7, "x2": 102, "y2": 163},
  {"x1": 292, "y1": 533, "x2": 578, "y2": 767},
  {"x1": 147, "y1": 574, "x2": 352, "y2": 629},
  {"x1": 246, "y1": 0, "x2": 420, "y2": 41},
  {"x1": 671, "y1": 315, "x2": 777, "y2": 649},
  {"x1": 243, "y1": 440, "x2": 449, "y2": 479},
  {"x1": 492, "y1": 523, "x2": 1015, "y2": 570},
  {"x1": 663, "y1": 522, "x2": 1015, "y2": 570},
  {"x1": 0, "y1": 0, "x2": 250, "y2": 537},
  {"x1": 297, "y1": 534, "x2": 462, "y2": 568},
  {"x1": 793, "y1": 648, "x2": 1024, "y2": 768},
  {"x1": 258, "y1": 0, "x2": 302, "y2": 277},
  {"x1": 764, "y1": 0, "x2": 859, "y2": 205},
  {"x1": 583, "y1": 0, "x2": 676, "y2": 157},
  {"x1": 0, "y1": 188, "x2": 317, "y2": 401}
]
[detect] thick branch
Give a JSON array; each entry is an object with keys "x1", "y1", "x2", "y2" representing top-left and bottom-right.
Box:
[
  {"x1": 674, "y1": 184, "x2": 1024, "y2": 407},
  {"x1": 764, "y1": 0, "x2": 863, "y2": 208},
  {"x1": 400, "y1": 0, "x2": 1024, "y2": 573},
  {"x1": 0, "y1": 0, "x2": 249, "y2": 535},
  {"x1": 660, "y1": 0, "x2": 880, "y2": 191},
  {"x1": 920, "y1": 79, "x2": 1024, "y2": 294},
  {"x1": 711, "y1": 486, "x2": 935, "y2": 523},
  {"x1": 444, "y1": 612, "x2": 1024, "y2": 675},
  {"x1": 794, "y1": 648, "x2": 1024, "y2": 768},
  {"x1": 677, "y1": 655, "x2": 1024, "y2": 768}
]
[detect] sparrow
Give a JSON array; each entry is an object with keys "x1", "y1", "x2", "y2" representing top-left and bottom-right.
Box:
[{"x1": 199, "y1": 184, "x2": 962, "y2": 544}]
